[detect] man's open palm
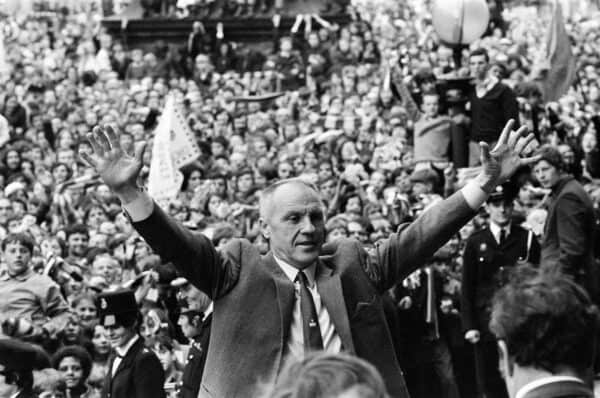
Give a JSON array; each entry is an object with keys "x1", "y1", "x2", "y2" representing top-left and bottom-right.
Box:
[
  {"x1": 479, "y1": 119, "x2": 540, "y2": 190},
  {"x1": 80, "y1": 125, "x2": 147, "y2": 193}
]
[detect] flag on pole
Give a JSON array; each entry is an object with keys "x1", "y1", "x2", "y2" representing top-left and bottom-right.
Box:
[
  {"x1": 542, "y1": 0, "x2": 576, "y2": 102},
  {"x1": 148, "y1": 96, "x2": 200, "y2": 207}
]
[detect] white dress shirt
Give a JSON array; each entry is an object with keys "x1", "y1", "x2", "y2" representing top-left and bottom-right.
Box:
[
  {"x1": 475, "y1": 76, "x2": 499, "y2": 98},
  {"x1": 515, "y1": 375, "x2": 584, "y2": 398},
  {"x1": 273, "y1": 255, "x2": 342, "y2": 359},
  {"x1": 490, "y1": 222, "x2": 511, "y2": 245},
  {"x1": 112, "y1": 334, "x2": 140, "y2": 376}
]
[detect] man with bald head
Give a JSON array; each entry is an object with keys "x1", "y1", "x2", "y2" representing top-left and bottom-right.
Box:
[{"x1": 82, "y1": 120, "x2": 538, "y2": 397}]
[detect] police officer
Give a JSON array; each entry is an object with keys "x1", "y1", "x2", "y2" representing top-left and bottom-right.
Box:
[
  {"x1": 461, "y1": 183, "x2": 541, "y2": 398},
  {"x1": 0, "y1": 338, "x2": 50, "y2": 398},
  {"x1": 172, "y1": 278, "x2": 212, "y2": 398},
  {"x1": 98, "y1": 289, "x2": 165, "y2": 398}
]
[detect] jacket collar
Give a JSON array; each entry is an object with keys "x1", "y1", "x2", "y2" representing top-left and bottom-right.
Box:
[
  {"x1": 112, "y1": 337, "x2": 144, "y2": 378},
  {"x1": 0, "y1": 268, "x2": 33, "y2": 282},
  {"x1": 551, "y1": 175, "x2": 573, "y2": 196},
  {"x1": 516, "y1": 376, "x2": 591, "y2": 398},
  {"x1": 315, "y1": 259, "x2": 355, "y2": 355}
]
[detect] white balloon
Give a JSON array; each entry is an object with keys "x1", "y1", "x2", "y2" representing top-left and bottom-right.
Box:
[{"x1": 432, "y1": 0, "x2": 490, "y2": 45}]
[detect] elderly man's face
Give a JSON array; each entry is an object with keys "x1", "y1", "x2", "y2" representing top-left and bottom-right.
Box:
[
  {"x1": 261, "y1": 183, "x2": 325, "y2": 269},
  {"x1": 92, "y1": 255, "x2": 120, "y2": 283}
]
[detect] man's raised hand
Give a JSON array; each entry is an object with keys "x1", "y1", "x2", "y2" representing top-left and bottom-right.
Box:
[
  {"x1": 80, "y1": 125, "x2": 147, "y2": 201},
  {"x1": 478, "y1": 119, "x2": 540, "y2": 193}
]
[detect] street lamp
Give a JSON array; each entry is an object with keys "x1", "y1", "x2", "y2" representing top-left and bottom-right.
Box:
[{"x1": 432, "y1": 0, "x2": 490, "y2": 69}]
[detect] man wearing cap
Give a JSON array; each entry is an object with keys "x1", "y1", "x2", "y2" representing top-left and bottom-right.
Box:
[
  {"x1": 0, "y1": 233, "x2": 70, "y2": 343},
  {"x1": 461, "y1": 183, "x2": 540, "y2": 398},
  {"x1": 532, "y1": 145, "x2": 596, "y2": 298},
  {"x1": 173, "y1": 278, "x2": 212, "y2": 398},
  {"x1": 97, "y1": 290, "x2": 165, "y2": 398},
  {"x1": 0, "y1": 338, "x2": 49, "y2": 398},
  {"x1": 82, "y1": 121, "x2": 538, "y2": 398}
]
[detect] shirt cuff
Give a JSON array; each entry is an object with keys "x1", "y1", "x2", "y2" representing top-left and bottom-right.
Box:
[
  {"x1": 122, "y1": 191, "x2": 154, "y2": 222},
  {"x1": 460, "y1": 179, "x2": 489, "y2": 210}
]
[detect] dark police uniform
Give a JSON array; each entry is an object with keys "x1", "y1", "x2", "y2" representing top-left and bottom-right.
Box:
[
  {"x1": 179, "y1": 312, "x2": 211, "y2": 398},
  {"x1": 97, "y1": 290, "x2": 166, "y2": 398},
  {"x1": 461, "y1": 185, "x2": 541, "y2": 398}
]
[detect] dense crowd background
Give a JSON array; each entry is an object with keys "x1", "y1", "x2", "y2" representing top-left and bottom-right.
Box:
[{"x1": 1, "y1": 0, "x2": 600, "y2": 397}]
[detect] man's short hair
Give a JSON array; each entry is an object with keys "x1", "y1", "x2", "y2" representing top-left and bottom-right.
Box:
[
  {"x1": 490, "y1": 266, "x2": 600, "y2": 374},
  {"x1": 325, "y1": 215, "x2": 349, "y2": 234},
  {"x1": 263, "y1": 352, "x2": 387, "y2": 398},
  {"x1": 2, "y1": 233, "x2": 35, "y2": 253},
  {"x1": 533, "y1": 145, "x2": 564, "y2": 171},
  {"x1": 236, "y1": 167, "x2": 254, "y2": 179},
  {"x1": 259, "y1": 178, "x2": 322, "y2": 220},
  {"x1": 65, "y1": 223, "x2": 89, "y2": 239},
  {"x1": 86, "y1": 247, "x2": 111, "y2": 265},
  {"x1": 469, "y1": 47, "x2": 490, "y2": 63}
]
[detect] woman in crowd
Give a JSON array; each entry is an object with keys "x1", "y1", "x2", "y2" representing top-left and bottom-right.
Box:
[
  {"x1": 88, "y1": 324, "x2": 110, "y2": 391},
  {"x1": 52, "y1": 345, "x2": 98, "y2": 398}
]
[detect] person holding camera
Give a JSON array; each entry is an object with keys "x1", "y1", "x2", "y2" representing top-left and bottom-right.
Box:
[{"x1": 0, "y1": 233, "x2": 70, "y2": 344}]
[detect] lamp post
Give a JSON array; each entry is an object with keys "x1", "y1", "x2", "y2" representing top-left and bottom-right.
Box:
[{"x1": 431, "y1": 0, "x2": 490, "y2": 69}]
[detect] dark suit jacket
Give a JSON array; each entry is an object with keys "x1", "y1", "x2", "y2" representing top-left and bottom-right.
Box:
[
  {"x1": 101, "y1": 337, "x2": 165, "y2": 398},
  {"x1": 461, "y1": 224, "x2": 540, "y2": 340},
  {"x1": 133, "y1": 191, "x2": 475, "y2": 397},
  {"x1": 180, "y1": 314, "x2": 211, "y2": 398},
  {"x1": 541, "y1": 176, "x2": 596, "y2": 295},
  {"x1": 521, "y1": 379, "x2": 593, "y2": 398},
  {"x1": 15, "y1": 391, "x2": 37, "y2": 398}
]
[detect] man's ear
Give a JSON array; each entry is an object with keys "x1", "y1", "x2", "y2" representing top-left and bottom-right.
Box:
[
  {"x1": 259, "y1": 217, "x2": 270, "y2": 240},
  {"x1": 192, "y1": 315, "x2": 202, "y2": 328},
  {"x1": 497, "y1": 340, "x2": 514, "y2": 378}
]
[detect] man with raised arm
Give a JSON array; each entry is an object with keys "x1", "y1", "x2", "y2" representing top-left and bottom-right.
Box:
[{"x1": 81, "y1": 120, "x2": 537, "y2": 398}]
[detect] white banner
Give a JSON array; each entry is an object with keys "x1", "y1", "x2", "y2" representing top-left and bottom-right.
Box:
[
  {"x1": 148, "y1": 109, "x2": 183, "y2": 208},
  {"x1": 161, "y1": 95, "x2": 201, "y2": 169},
  {"x1": 147, "y1": 95, "x2": 200, "y2": 207}
]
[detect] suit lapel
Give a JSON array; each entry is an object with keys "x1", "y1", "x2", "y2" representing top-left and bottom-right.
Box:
[
  {"x1": 484, "y1": 228, "x2": 499, "y2": 248},
  {"x1": 113, "y1": 338, "x2": 143, "y2": 379},
  {"x1": 105, "y1": 353, "x2": 116, "y2": 392},
  {"x1": 263, "y1": 254, "x2": 356, "y2": 359},
  {"x1": 316, "y1": 260, "x2": 356, "y2": 354},
  {"x1": 263, "y1": 253, "x2": 295, "y2": 367}
]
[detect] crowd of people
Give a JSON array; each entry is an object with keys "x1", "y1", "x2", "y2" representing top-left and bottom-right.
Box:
[{"x1": 1, "y1": 0, "x2": 600, "y2": 397}]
